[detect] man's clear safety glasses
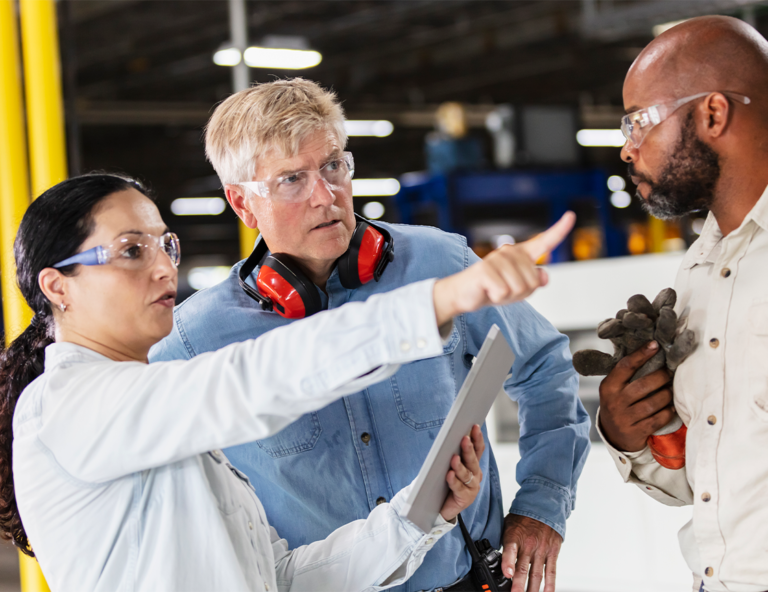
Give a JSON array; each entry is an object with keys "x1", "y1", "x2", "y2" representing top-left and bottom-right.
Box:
[
  {"x1": 621, "y1": 91, "x2": 751, "y2": 148},
  {"x1": 53, "y1": 232, "x2": 181, "y2": 271},
  {"x1": 238, "y1": 152, "x2": 355, "y2": 204}
]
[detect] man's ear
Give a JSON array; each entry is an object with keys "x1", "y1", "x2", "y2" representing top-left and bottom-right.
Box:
[
  {"x1": 38, "y1": 268, "x2": 67, "y2": 311},
  {"x1": 224, "y1": 185, "x2": 258, "y2": 229},
  {"x1": 700, "y1": 92, "x2": 731, "y2": 139}
]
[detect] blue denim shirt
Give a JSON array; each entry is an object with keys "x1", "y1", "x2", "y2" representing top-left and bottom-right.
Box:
[{"x1": 150, "y1": 223, "x2": 590, "y2": 592}]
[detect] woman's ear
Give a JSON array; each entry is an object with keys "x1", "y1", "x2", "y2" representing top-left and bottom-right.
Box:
[{"x1": 38, "y1": 268, "x2": 68, "y2": 311}]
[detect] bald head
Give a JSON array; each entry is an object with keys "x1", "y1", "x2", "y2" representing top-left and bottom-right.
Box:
[{"x1": 627, "y1": 16, "x2": 768, "y2": 116}]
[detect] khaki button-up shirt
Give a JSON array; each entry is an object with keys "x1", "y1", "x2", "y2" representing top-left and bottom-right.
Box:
[{"x1": 599, "y1": 185, "x2": 768, "y2": 592}]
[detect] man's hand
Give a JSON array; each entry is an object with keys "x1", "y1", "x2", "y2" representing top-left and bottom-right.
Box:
[
  {"x1": 433, "y1": 212, "x2": 576, "y2": 326},
  {"x1": 598, "y1": 341, "x2": 675, "y2": 452},
  {"x1": 502, "y1": 514, "x2": 562, "y2": 592}
]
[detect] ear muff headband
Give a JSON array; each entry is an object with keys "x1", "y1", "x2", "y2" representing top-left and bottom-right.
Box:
[{"x1": 238, "y1": 215, "x2": 394, "y2": 319}]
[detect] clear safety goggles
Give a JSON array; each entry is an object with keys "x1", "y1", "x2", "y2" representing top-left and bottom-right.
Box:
[
  {"x1": 238, "y1": 152, "x2": 355, "y2": 203},
  {"x1": 621, "y1": 91, "x2": 750, "y2": 148},
  {"x1": 53, "y1": 232, "x2": 181, "y2": 271}
]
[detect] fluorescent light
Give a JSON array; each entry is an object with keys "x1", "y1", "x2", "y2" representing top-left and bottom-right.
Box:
[
  {"x1": 188, "y1": 266, "x2": 231, "y2": 290},
  {"x1": 576, "y1": 129, "x2": 626, "y2": 147},
  {"x1": 653, "y1": 19, "x2": 689, "y2": 37},
  {"x1": 493, "y1": 234, "x2": 515, "y2": 248},
  {"x1": 171, "y1": 197, "x2": 227, "y2": 216},
  {"x1": 607, "y1": 175, "x2": 626, "y2": 192},
  {"x1": 352, "y1": 178, "x2": 401, "y2": 197},
  {"x1": 345, "y1": 120, "x2": 394, "y2": 137},
  {"x1": 213, "y1": 47, "x2": 242, "y2": 67},
  {"x1": 243, "y1": 47, "x2": 322, "y2": 69},
  {"x1": 362, "y1": 201, "x2": 385, "y2": 220},
  {"x1": 610, "y1": 190, "x2": 632, "y2": 209}
]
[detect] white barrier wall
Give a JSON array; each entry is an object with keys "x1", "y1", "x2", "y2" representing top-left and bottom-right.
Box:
[
  {"x1": 527, "y1": 252, "x2": 687, "y2": 331},
  {"x1": 495, "y1": 253, "x2": 694, "y2": 590}
]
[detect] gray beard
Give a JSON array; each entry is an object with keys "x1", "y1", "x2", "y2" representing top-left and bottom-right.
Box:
[{"x1": 635, "y1": 111, "x2": 720, "y2": 220}]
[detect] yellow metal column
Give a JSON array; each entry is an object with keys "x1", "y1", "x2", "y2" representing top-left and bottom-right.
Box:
[
  {"x1": 20, "y1": 0, "x2": 67, "y2": 197},
  {"x1": 0, "y1": 0, "x2": 33, "y2": 341},
  {"x1": 239, "y1": 220, "x2": 259, "y2": 259},
  {"x1": 13, "y1": 0, "x2": 65, "y2": 590},
  {"x1": 648, "y1": 216, "x2": 666, "y2": 253}
]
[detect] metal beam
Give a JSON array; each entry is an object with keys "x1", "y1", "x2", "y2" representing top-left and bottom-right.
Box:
[{"x1": 581, "y1": 0, "x2": 768, "y2": 41}]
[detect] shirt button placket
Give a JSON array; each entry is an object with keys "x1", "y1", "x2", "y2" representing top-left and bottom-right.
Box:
[{"x1": 697, "y1": 248, "x2": 736, "y2": 581}]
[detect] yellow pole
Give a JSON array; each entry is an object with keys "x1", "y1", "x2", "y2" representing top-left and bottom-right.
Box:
[
  {"x1": 14, "y1": 1, "x2": 66, "y2": 590},
  {"x1": 20, "y1": 0, "x2": 66, "y2": 198},
  {"x1": 0, "y1": 0, "x2": 33, "y2": 342},
  {"x1": 239, "y1": 220, "x2": 259, "y2": 259},
  {"x1": 648, "y1": 216, "x2": 666, "y2": 253}
]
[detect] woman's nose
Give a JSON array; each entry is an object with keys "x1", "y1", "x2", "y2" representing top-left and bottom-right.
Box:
[{"x1": 152, "y1": 250, "x2": 177, "y2": 281}]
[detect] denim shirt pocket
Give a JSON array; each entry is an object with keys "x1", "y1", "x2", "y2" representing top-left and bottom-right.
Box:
[
  {"x1": 391, "y1": 323, "x2": 461, "y2": 430},
  {"x1": 255, "y1": 412, "x2": 323, "y2": 458}
]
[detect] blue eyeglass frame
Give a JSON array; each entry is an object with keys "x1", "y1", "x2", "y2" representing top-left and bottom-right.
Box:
[
  {"x1": 52, "y1": 232, "x2": 180, "y2": 269},
  {"x1": 53, "y1": 246, "x2": 110, "y2": 268}
]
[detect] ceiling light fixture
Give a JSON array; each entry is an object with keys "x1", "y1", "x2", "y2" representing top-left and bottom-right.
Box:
[
  {"x1": 362, "y1": 201, "x2": 385, "y2": 220},
  {"x1": 607, "y1": 175, "x2": 626, "y2": 192},
  {"x1": 352, "y1": 179, "x2": 401, "y2": 197},
  {"x1": 244, "y1": 47, "x2": 322, "y2": 69},
  {"x1": 345, "y1": 120, "x2": 394, "y2": 137},
  {"x1": 188, "y1": 266, "x2": 232, "y2": 290},
  {"x1": 576, "y1": 129, "x2": 626, "y2": 147},
  {"x1": 653, "y1": 19, "x2": 689, "y2": 37},
  {"x1": 213, "y1": 44, "x2": 242, "y2": 67},
  {"x1": 171, "y1": 197, "x2": 227, "y2": 216},
  {"x1": 610, "y1": 191, "x2": 632, "y2": 209}
]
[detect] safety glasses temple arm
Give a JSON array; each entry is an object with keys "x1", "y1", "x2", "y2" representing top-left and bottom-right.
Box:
[{"x1": 52, "y1": 246, "x2": 106, "y2": 269}]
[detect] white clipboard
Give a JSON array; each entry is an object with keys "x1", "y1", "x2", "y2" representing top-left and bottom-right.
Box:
[{"x1": 401, "y1": 324, "x2": 515, "y2": 533}]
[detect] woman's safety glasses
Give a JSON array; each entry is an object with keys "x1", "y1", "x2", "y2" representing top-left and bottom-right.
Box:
[
  {"x1": 621, "y1": 91, "x2": 750, "y2": 149},
  {"x1": 238, "y1": 152, "x2": 355, "y2": 203},
  {"x1": 53, "y1": 232, "x2": 181, "y2": 271}
]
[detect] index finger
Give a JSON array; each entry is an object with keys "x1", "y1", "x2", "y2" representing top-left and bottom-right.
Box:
[{"x1": 520, "y1": 211, "x2": 576, "y2": 262}]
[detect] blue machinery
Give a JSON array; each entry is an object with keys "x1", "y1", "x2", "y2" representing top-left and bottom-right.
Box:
[{"x1": 394, "y1": 169, "x2": 627, "y2": 263}]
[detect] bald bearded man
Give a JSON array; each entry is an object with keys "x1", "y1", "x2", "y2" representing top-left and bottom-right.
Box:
[{"x1": 595, "y1": 16, "x2": 768, "y2": 592}]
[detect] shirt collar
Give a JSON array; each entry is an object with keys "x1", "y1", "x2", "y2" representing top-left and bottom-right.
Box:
[
  {"x1": 682, "y1": 183, "x2": 768, "y2": 269},
  {"x1": 44, "y1": 342, "x2": 113, "y2": 372}
]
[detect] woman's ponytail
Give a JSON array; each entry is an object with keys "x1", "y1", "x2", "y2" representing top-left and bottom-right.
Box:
[
  {"x1": 0, "y1": 173, "x2": 148, "y2": 555},
  {"x1": 0, "y1": 315, "x2": 53, "y2": 555}
]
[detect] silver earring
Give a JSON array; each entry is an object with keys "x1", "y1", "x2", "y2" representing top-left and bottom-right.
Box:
[{"x1": 59, "y1": 303, "x2": 67, "y2": 312}]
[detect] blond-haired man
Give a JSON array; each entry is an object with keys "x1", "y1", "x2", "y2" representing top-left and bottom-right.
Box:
[{"x1": 151, "y1": 79, "x2": 590, "y2": 592}]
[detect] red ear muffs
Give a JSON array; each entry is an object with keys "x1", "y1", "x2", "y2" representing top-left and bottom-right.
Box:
[
  {"x1": 238, "y1": 215, "x2": 394, "y2": 319},
  {"x1": 256, "y1": 253, "x2": 322, "y2": 319},
  {"x1": 338, "y1": 221, "x2": 387, "y2": 289}
]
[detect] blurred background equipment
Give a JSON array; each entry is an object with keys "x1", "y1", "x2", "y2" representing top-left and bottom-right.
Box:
[{"x1": 2, "y1": 1, "x2": 768, "y2": 590}]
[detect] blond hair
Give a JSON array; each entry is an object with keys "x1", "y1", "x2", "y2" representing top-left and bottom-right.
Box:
[{"x1": 204, "y1": 78, "x2": 347, "y2": 187}]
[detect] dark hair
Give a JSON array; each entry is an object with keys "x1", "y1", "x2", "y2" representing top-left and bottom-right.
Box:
[{"x1": 0, "y1": 173, "x2": 149, "y2": 555}]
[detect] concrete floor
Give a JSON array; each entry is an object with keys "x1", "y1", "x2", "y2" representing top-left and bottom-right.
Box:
[
  {"x1": 495, "y1": 442, "x2": 693, "y2": 592},
  {"x1": 0, "y1": 541, "x2": 20, "y2": 592}
]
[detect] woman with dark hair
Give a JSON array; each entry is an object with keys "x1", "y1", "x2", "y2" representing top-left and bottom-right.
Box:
[{"x1": 0, "y1": 174, "x2": 497, "y2": 591}]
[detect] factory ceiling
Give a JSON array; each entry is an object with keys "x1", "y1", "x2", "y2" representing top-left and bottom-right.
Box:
[{"x1": 50, "y1": 0, "x2": 768, "y2": 267}]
